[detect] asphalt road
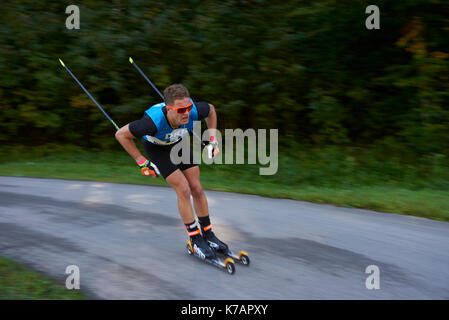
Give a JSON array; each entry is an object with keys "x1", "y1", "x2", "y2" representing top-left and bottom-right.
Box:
[{"x1": 0, "y1": 176, "x2": 448, "y2": 299}]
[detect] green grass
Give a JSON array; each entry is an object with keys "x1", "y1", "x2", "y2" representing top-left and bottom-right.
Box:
[
  {"x1": 0, "y1": 144, "x2": 447, "y2": 298},
  {"x1": 0, "y1": 144, "x2": 448, "y2": 221},
  {"x1": 0, "y1": 256, "x2": 85, "y2": 300}
]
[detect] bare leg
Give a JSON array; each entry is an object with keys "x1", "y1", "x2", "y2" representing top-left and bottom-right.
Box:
[
  {"x1": 182, "y1": 166, "x2": 209, "y2": 218},
  {"x1": 165, "y1": 169, "x2": 195, "y2": 224}
]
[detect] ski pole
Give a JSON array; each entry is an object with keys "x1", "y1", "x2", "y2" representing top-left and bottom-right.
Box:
[
  {"x1": 59, "y1": 58, "x2": 120, "y2": 131},
  {"x1": 128, "y1": 57, "x2": 206, "y2": 146},
  {"x1": 129, "y1": 57, "x2": 165, "y2": 100}
]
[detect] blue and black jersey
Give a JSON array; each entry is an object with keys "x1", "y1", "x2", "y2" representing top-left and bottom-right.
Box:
[{"x1": 129, "y1": 101, "x2": 210, "y2": 145}]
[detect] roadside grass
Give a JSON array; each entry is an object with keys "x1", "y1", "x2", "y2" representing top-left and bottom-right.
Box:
[
  {"x1": 0, "y1": 144, "x2": 448, "y2": 221},
  {"x1": 0, "y1": 256, "x2": 85, "y2": 300},
  {"x1": 0, "y1": 144, "x2": 447, "y2": 299}
]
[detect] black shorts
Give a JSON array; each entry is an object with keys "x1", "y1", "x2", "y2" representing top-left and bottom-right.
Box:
[{"x1": 141, "y1": 138, "x2": 198, "y2": 179}]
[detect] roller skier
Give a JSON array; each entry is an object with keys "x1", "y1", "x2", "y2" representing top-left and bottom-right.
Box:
[
  {"x1": 60, "y1": 58, "x2": 247, "y2": 273},
  {"x1": 115, "y1": 84, "x2": 229, "y2": 261}
]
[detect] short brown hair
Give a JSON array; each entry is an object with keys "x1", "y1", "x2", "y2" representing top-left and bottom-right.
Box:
[{"x1": 163, "y1": 84, "x2": 190, "y2": 106}]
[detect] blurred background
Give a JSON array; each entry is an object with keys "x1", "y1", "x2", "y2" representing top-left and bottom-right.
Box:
[
  {"x1": 0, "y1": 0, "x2": 448, "y2": 219},
  {"x1": 0, "y1": 0, "x2": 448, "y2": 300}
]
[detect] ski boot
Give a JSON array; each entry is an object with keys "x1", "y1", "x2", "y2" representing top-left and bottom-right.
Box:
[
  {"x1": 190, "y1": 234, "x2": 216, "y2": 260},
  {"x1": 202, "y1": 228, "x2": 250, "y2": 267},
  {"x1": 203, "y1": 228, "x2": 229, "y2": 252},
  {"x1": 186, "y1": 234, "x2": 235, "y2": 275}
]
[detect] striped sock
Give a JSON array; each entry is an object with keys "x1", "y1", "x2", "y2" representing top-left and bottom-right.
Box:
[
  {"x1": 185, "y1": 221, "x2": 201, "y2": 239},
  {"x1": 198, "y1": 215, "x2": 212, "y2": 233}
]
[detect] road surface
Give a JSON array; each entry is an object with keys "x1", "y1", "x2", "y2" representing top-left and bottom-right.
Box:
[{"x1": 0, "y1": 176, "x2": 448, "y2": 299}]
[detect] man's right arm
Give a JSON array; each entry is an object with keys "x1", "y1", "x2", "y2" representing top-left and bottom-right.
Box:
[{"x1": 115, "y1": 124, "x2": 146, "y2": 164}]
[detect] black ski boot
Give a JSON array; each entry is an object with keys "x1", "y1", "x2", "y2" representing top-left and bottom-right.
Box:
[
  {"x1": 190, "y1": 234, "x2": 216, "y2": 260},
  {"x1": 202, "y1": 229, "x2": 229, "y2": 253}
]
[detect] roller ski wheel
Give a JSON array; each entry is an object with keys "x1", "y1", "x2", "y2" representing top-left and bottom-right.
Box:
[
  {"x1": 238, "y1": 251, "x2": 250, "y2": 266},
  {"x1": 220, "y1": 250, "x2": 250, "y2": 266},
  {"x1": 209, "y1": 245, "x2": 250, "y2": 267},
  {"x1": 225, "y1": 258, "x2": 235, "y2": 275},
  {"x1": 186, "y1": 242, "x2": 193, "y2": 255},
  {"x1": 186, "y1": 240, "x2": 236, "y2": 275}
]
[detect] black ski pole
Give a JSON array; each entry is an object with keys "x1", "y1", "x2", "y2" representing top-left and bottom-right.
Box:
[
  {"x1": 129, "y1": 57, "x2": 164, "y2": 100},
  {"x1": 59, "y1": 58, "x2": 120, "y2": 131}
]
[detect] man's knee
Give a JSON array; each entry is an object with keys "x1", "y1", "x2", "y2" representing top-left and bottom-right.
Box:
[
  {"x1": 176, "y1": 183, "x2": 192, "y2": 200},
  {"x1": 190, "y1": 183, "x2": 204, "y2": 198}
]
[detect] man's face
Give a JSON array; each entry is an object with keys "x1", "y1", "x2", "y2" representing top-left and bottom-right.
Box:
[{"x1": 168, "y1": 97, "x2": 192, "y2": 126}]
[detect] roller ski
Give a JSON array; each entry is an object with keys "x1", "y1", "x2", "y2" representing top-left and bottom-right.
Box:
[
  {"x1": 202, "y1": 227, "x2": 250, "y2": 267},
  {"x1": 186, "y1": 235, "x2": 236, "y2": 275}
]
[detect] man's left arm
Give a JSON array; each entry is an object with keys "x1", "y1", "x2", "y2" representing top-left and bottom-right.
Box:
[
  {"x1": 195, "y1": 101, "x2": 219, "y2": 158},
  {"x1": 204, "y1": 103, "x2": 219, "y2": 158},
  {"x1": 204, "y1": 103, "x2": 217, "y2": 139}
]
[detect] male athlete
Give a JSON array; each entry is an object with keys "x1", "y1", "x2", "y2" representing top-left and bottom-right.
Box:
[{"x1": 115, "y1": 84, "x2": 226, "y2": 259}]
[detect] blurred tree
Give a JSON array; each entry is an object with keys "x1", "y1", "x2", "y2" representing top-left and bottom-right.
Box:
[{"x1": 0, "y1": 0, "x2": 447, "y2": 160}]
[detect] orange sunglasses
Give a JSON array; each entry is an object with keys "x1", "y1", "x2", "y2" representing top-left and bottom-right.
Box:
[{"x1": 166, "y1": 102, "x2": 193, "y2": 114}]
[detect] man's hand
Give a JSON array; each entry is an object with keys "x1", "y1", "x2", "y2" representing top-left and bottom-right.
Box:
[
  {"x1": 206, "y1": 137, "x2": 219, "y2": 159},
  {"x1": 137, "y1": 158, "x2": 160, "y2": 178}
]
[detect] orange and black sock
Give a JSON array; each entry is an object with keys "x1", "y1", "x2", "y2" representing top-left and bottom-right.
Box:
[
  {"x1": 198, "y1": 215, "x2": 212, "y2": 233},
  {"x1": 185, "y1": 221, "x2": 201, "y2": 239}
]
